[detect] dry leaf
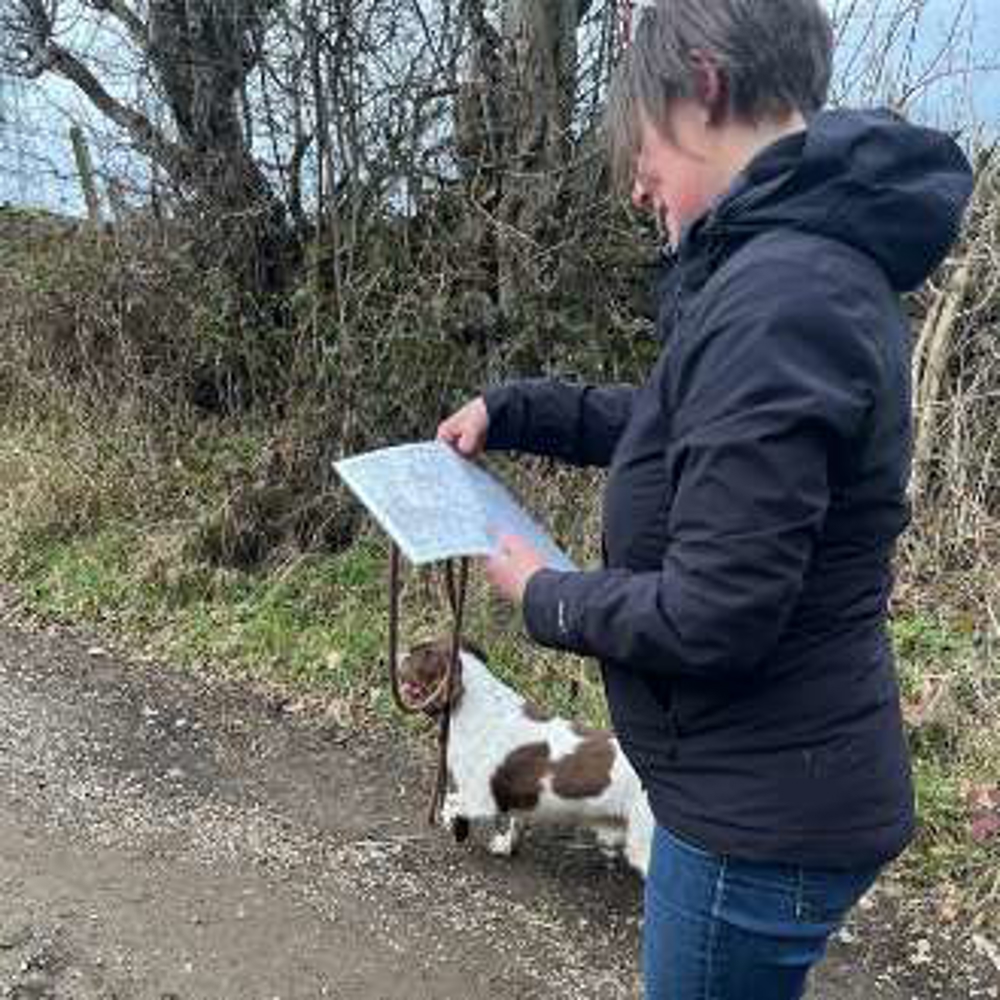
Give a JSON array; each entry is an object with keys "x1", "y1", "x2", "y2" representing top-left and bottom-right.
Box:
[{"x1": 967, "y1": 784, "x2": 1000, "y2": 843}]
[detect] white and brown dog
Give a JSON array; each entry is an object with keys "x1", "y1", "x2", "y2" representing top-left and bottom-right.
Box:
[{"x1": 397, "y1": 638, "x2": 653, "y2": 877}]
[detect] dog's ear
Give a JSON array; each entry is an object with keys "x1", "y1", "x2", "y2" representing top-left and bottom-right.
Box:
[{"x1": 418, "y1": 640, "x2": 465, "y2": 711}]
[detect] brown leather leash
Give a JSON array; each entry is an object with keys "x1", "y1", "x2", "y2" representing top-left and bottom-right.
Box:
[{"x1": 387, "y1": 543, "x2": 470, "y2": 826}]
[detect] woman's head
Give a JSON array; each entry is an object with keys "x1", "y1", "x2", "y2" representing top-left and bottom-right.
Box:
[{"x1": 607, "y1": 0, "x2": 833, "y2": 243}]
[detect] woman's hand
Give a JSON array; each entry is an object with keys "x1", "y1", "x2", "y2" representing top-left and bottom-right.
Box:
[
  {"x1": 439, "y1": 400, "x2": 543, "y2": 603},
  {"x1": 436, "y1": 396, "x2": 489, "y2": 458},
  {"x1": 485, "y1": 533, "x2": 545, "y2": 605}
]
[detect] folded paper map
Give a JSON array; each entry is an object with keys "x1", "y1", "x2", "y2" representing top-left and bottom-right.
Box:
[{"x1": 334, "y1": 441, "x2": 577, "y2": 570}]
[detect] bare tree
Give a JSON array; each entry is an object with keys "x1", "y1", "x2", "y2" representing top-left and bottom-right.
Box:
[
  {"x1": 492, "y1": 0, "x2": 580, "y2": 317},
  {"x1": 452, "y1": 0, "x2": 597, "y2": 342},
  {"x1": 1, "y1": 0, "x2": 300, "y2": 296}
]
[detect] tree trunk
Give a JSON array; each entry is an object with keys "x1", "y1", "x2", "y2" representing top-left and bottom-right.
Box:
[
  {"x1": 496, "y1": 0, "x2": 579, "y2": 322},
  {"x1": 147, "y1": 0, "x2": 300, "y2": 299},
  {"x1": 11, "y1": 0, "x2": 300, "y2": 300}
]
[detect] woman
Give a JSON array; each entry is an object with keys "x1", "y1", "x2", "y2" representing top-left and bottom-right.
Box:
[{"x1": 438, "y1": 1, "x2": 972, "y2": 996}]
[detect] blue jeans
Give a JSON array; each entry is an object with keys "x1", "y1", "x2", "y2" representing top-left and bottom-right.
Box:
[{"x1": 643, "y1": 825, "x2": 881, "y2": 1000}]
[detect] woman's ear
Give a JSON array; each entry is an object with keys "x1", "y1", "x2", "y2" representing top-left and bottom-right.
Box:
[{"x1": 688, "y1": 50, "x2": 727, "y2": 126}]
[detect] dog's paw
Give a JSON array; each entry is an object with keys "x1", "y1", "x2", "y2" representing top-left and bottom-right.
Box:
[
  {"x1": 594, "y1": 824, "x2": 627, "y2": 855},
  {"x1": 439, "y1": 795, "x2": 471, "y2": 842},
  {"x1": 487, "y1": 817, "x2": 521, "y2": 857},
  {"x1": 487, "y1": 830, "x2": 517, "y2": 856},
  {"x1": 440, "y1": 794, "x2": 460, "y2": 825}
]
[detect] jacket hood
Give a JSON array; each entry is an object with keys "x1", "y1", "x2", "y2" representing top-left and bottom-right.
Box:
[{"x1": 691, "y1": 108, "x2": 974, "y2": 292}]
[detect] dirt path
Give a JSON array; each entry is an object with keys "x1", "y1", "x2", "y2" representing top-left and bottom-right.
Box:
[{"x1": 0, "y1": 588, "x2": 995, "y2": 999}]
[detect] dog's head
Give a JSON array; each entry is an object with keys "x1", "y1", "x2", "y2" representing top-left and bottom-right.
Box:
[{"x1": 397, "y1": 638, "x2": 466, "y2": 714}]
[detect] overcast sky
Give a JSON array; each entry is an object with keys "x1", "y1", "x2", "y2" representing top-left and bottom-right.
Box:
[{"x1": 1, "y1": 0, "x2": 998, "y2": 213}]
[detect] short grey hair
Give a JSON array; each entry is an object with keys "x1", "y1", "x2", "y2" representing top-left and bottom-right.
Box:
[{"x1": 606, "y1": 0, "x2": 833, "y2": 192}]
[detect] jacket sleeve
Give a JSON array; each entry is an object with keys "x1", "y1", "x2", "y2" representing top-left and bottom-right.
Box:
[
  {"x1": 520, "y1": 261, "x2": 884, "y2": 677},
  {"x1": 483, "y1": 379, "x2": 636, "y2": 468}
]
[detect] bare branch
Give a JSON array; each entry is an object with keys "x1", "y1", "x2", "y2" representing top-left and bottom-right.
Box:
[
  {"x1": 41, "y1": 33, "x2": 191, "y2": 181},
  {"x1": 85, "y1": 0, "x2": 148, "y2": 51}
]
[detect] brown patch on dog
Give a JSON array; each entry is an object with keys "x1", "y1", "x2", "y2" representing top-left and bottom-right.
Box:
[
  {"x1": 398, "y1": 639, "x2": 464, "y2": 713},
  {"x1": 551, "y1": 733, "x2": 615, "y2": 799},
  {"x1": 522, "y1": 700, "x2": 553, "y2": 722},
  {"x1": 491, "y1": 742, "x2": 551, "y2": 812},
  {"x1": 570, "y1": 721, "x2": 603, "y2": 738}
]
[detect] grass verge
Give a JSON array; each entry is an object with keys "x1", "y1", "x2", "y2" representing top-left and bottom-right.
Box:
[{"x1": 0, "y1": 411, "x2": 996, "y2": 929}]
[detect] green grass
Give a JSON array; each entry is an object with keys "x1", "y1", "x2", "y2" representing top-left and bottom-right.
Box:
[
  {"x1": 889, "y1": 610, "x2": 999, "y2": 896},
  {"x1": 0, "y1": 409, "x2": 610, "y2": 726},
  {"x1": 0, "y1": 413, "x2": 392, "y2": 707},
  {"x1": 12, "y1": 523, "x2": 390, "y2": 697}
]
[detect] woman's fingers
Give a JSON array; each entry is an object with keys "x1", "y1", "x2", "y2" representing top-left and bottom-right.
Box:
[{"x1": 436, "y1": 397, "x2": 489, "y2": 457}]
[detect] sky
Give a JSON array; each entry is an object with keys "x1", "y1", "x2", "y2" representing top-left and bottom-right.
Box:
[
  {"x1": 827, "y1": 0, "x2": 1000, "y2": 126},
  {"x1": 1, "y1": 0, "x2": 998, "y2": 214}
]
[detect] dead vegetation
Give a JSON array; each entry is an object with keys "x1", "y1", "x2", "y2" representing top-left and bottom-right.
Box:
[{"x1": 902, "y1": 150, "x2": 1000, "y2": 623}]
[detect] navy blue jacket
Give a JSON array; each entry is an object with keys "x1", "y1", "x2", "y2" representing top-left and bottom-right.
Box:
[{"x1": 484, "y1": 110, "x2": 972, "y2": 868}]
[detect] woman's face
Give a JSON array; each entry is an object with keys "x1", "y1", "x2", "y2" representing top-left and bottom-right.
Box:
[{"x1": 631, "y1": 102, "x2": 726, "y2": 247}]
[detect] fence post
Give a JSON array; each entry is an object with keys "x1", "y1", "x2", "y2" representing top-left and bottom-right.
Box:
[{"x1": 69, "y1": 124, "x2": 102, "y2": 227}]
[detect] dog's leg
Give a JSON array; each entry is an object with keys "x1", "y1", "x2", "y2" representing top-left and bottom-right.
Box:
[
  {"x1": 487, "y1": 814, "x2": 522, "y2": 857},
  {"x1": 440, "y1": 792, "x2": 471, "y2": 842},
  {"x1": 594, "y1": 823, "x2": 627, "y2": 859},
  {"x1": 625, "y1": 800, "x2": 654, "y2": 877}
]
